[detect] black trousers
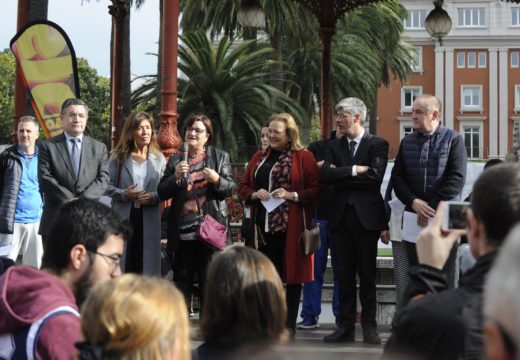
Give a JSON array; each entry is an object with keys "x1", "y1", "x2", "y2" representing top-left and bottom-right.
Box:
[
  {"x1": 332, "y1": 205, "x2": 379, "y2": 332},
  {"x1": 125, "y1": 206, "x2": 144, "y2": 274},
  {"x1": 174, "y1": 240, "x2": 215, "y2": 310},
  {"x1": 258, "y1": 230, "x2": 302, "y2": 332},
  {"x1": 405, "y1": 239, "x2": 460, "y2": 289}
]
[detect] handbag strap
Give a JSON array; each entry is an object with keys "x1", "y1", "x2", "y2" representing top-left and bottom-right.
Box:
[
  {"x1": 189, "y1": 173, "x2": 204, "y2": 217},
  {"x1": 115, "y1": 162, "x2": 123, "y2": 188},
  {"x1": 188, "y1": 155, "x2": 208, "y2": 216},
  {"x1": 299, "y1": 151, "x2": 318, "y2": 230}
]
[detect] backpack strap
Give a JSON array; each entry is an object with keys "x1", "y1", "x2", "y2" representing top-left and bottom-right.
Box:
[{"x1": 26, "y1": 306, "x2": 80, "y2": 360}]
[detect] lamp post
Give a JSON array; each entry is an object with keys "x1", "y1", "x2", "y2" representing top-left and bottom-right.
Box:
[
  {"x1": 425, "y1": 0, "x2": 452, "y2": 46},
  {"x1": 108, "y1": 0, "x2": 128, "y2": 150},
  {"x1": 157, "y1": 0, "x2": 181, "y2": 160},
  {"x1": 237, "y1": 0, "x2": 265, "y2": 29},
  {"x1": 237, "y1": 0, "x2": 265, "y2": 41},
  {"x1": 425, "y1": 0, "x2": 452, "y2": 127}
]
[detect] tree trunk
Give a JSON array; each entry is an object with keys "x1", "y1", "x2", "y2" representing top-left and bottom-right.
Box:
[
  {"x1": 28, "y1": 0, "x2": 48, "y2": 21},
  {"x1": 369, "y1": 89, "x2": 378, "y2": 135},
  {"x1": 122, "y1": 9, "x2": 131, "y2": 119},
  {"x1": 269, "y1": 26, "x2": 284, "y2": 91}
]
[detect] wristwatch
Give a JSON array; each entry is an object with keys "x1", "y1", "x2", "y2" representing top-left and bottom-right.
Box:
[{"x1": 293, "y1": 192, "x2": 299, "y2": 202}]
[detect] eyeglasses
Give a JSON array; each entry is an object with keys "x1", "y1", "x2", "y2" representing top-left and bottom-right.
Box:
[
  {"x1": 88, "y1": 250, "x2": 122, "y2": 272},
  {"x1": 335, "y1": 112, "x2": 352, "y2": 119},
  {"x1": 187, "y1": 127, "x2": 206, "y2": 135}
]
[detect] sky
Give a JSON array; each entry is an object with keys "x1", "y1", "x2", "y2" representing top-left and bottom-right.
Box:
[{"x1": 0, "y1": 0, "x2": 160, "y2": 77}]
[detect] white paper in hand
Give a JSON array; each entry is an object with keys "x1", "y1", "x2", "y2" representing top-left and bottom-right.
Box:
[{"x1": 261, "y1": 192, "x2": 286, "y2": 213}]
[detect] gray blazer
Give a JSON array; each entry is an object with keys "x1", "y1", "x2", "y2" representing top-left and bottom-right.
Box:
[
  {"x1": 106, "y1": 152, "x2": 166, "y2": 276},
  {"x1": 38, "y1": 133, "x2": 110, "y2": 237}
]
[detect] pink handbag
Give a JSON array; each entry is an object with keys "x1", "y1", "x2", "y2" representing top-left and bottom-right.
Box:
[
  {"x1": 196, "y1": 213, "x2": 227, "y2": 250},
  {"x1": 190, "y1": 171, "x2": 227, "y2": 251}
]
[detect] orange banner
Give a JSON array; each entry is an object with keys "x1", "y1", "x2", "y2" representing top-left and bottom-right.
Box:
[{"x1": 10, "y1": 20, "x2": 80, "y2": 138}]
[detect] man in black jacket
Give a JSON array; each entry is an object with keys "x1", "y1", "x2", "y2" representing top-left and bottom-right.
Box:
[
  {"x1": 391, "y1": 94, "x2": 466, "y2": 270},
  {"x1": 384, "y1": 163, "x2": 520, "y2": 360},
  {"x1": 0, "y1": 116, "x2": 43, "y2": 267},
  {"x1": 321, "y1": 97, "x2": 389, "y2": 344}
]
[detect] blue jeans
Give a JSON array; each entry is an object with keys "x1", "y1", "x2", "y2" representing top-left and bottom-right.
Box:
[{"x1": 300, "y1": 219, "x2": 339, "y2": 319}]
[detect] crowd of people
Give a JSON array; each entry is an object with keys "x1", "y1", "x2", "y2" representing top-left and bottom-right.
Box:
[{"x1": 1, "y1": 94, "x2": 520, "y2": 359}]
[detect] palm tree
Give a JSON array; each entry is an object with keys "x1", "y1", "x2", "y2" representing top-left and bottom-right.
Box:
[
  {"x1": 177, "y1": 30, "x2": 307, "y2": 161},
  {"x1": 282, "y1": 0, "x2": 412, "y2": 137},
  {"x1": 180, "y1": 0, "x2": 316, "y2": 91},
  {"x1": 337, "y1": 0, "x2": 414, "y2": 134}
]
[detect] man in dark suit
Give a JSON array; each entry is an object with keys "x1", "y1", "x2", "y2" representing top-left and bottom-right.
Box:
[
  {"x1": 320, "y1": 97, "x2": 389, "y2": 344},
  {"x1": 38, "y1": 98, "x2": 110, "y2": 242}
]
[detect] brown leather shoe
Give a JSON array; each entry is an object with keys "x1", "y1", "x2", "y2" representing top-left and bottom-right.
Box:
[{"x1": 323, "y1": 328, "x2": 355, "y2": 343}]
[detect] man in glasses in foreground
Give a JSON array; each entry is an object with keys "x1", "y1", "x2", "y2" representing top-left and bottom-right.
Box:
[{"x1": 0, "y1": 199, "x2": 130, "y2": 360}]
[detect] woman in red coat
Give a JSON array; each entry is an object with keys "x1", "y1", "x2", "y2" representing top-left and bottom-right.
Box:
[{"x1": 239, "y1": 113, "x2": 321, "y2": 335}]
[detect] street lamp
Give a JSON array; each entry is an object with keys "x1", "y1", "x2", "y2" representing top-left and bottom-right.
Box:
[
  {"x1": 237, "y1": 0, "x2": 266, "y2": 29},
  {"x1": 425, "y1": 0, "x2": 452, "y2": 45}
]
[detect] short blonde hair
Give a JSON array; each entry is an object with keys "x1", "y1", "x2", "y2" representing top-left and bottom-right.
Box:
[
  {"x1": 268, "y1": 113, "x2": 304, "y2": 151},
  {"x1": 80, "y1": 274, "x2": 190, "y2": 360}
]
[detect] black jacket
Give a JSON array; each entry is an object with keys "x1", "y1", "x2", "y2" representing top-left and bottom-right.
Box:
[
  {"x1": 384, "y1": 251, "x2": 497, "y2": 360},
  {"x1": 0, "y1": 145, "x2": 24, "y2": 234},
  {"x1": 391, "y1": 124, "x2": 467, "y2": 212},
  {"x1": 320, "y1": 132, "x2": 389, "y2": 231},
  {"x1": 157, "y1": 146, "x2": 236, "y2": 253}
]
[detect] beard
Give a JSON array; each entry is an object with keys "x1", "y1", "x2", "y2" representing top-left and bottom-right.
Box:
[{"x1": 73, "y1": 264, "x2": 95, "y2": 308}]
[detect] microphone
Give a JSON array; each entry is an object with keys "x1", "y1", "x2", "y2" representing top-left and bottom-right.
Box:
[{"x1": 181, "y1": 142, "x2": 189, "y2": 179}]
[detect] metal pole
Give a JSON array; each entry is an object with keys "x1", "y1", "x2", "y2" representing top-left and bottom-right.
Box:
[
  {"x1": 109, "y1": 0, "x2": 127, "y2": 150},
  {"x1": 157, "y1": 0, "x2": 182, "y2": 160}
]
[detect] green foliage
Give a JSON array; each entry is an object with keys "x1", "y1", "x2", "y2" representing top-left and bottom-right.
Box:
[
  {"x1": 284, "y1": 1, "x2": 413, "y2": 115},
  {"x1": 0, "y1": 49, "x2": 16, "y2": 144},
  {"x1": 77, "y1": 58, "x2": 111, "y2": 146},
  {"x1": 180, "y1": 0, "x2": 414, "y2": 139},
  {"x1": 177, "y1": 31, "x2": 307, "y2": 162}
]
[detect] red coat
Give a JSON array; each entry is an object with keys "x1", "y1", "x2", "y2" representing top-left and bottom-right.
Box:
[{"x1": 239, "y1": 149, "x2": 321, "y2": 284}]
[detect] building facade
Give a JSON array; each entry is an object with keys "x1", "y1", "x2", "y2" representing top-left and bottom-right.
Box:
[{"x1": 377, "y1": 0, "x2": 520, "y2": 159}]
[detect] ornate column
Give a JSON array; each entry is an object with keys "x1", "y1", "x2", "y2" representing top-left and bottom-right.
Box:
[
  {"x1": 498, "y1": 47, "x2": 509, "y2": 157},
  {"x1": 318, "y1": 26, "x2": 336, "y2": 140},
  {"x1": 435, "y1": 46, "x2": 445, "y2": 118},
  {"x1": 157, "y1": 0, "x2": 181, "y2": 159},
  {"x1": 444, "y1": 48, "x2": 454, "y2": 130},
  {"x1": 489, "y1": 48, "x2": 498, "y2": 158},
  {"x1": 109, "y1": 0, "x2": 128, "y2": 149}
]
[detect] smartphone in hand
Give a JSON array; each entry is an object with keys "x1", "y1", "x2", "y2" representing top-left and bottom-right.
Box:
[{"x1": 442, "y1": 201, "x2": 470, "y2": 231}]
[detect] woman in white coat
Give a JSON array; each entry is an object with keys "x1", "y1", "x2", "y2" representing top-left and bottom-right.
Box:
[{"x1": 106, "y1": 112, "x2": 166, "y2": 275}]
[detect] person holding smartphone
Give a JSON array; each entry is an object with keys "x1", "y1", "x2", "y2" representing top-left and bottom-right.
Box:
[{"x1": 385, "y1": 163, "x2": 520, "y2": 360}]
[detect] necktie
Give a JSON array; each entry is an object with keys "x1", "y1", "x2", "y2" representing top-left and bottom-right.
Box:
[
  {"x1": 70, "y1": 138, "x2": 80, "y2": 177},
  {"x1": 349, "y1": 140, "x2": 357, "y2": 157}
]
